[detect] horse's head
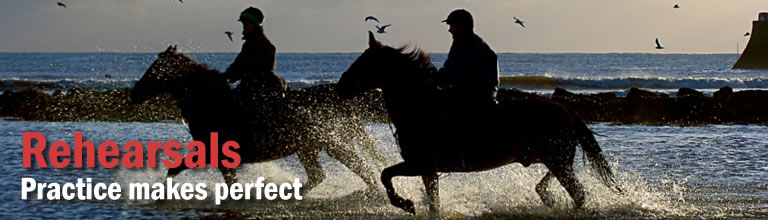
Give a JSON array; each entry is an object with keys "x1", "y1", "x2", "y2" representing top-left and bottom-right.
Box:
[
  {"x1": 131, "y1": 45, "x2": 201, "y2": 104},
  {"x1": 337, "y1": 31, "x2": 433, "y2": 99}
]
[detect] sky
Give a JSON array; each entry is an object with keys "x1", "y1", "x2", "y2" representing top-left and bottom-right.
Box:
[{"x1": 0, "y1": 0, "x2": 764, "y2": 53}]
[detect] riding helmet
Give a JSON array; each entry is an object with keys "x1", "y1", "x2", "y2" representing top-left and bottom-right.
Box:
[
  {"x1": 239, "y1": 7, "x2": 264, "y2": 26},
  {"x1": 442, "y1": 9, "x2": 473, "y2": 28}
]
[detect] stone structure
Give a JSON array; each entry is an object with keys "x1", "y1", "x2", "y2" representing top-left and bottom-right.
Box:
[{"x1": 734, "y1": 12, "x2": 768, "y2": 69}]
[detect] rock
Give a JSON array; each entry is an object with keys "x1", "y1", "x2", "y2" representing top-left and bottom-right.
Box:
[
  {"x1": 677, "y1": 88, "x2": 704, "y2": 98},
  {"x1": 627, "y1": 87, "x2": 657, "y2": 100}
]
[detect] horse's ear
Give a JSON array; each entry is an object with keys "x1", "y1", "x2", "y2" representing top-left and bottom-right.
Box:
[
  {"x1": 368, "y1": 31, "x2": 381, "y2": 48},
  {"x1": 172, "y1": 45, "x2": 178, "y2": 53},
  {"x1": 165, "y1": 45, "x2": 173, "y2": 53}
]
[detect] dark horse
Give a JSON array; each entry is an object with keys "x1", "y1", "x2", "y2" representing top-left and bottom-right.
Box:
[
  {"x1": 336, "y1": 32, "x2": 622, "y2": 214},
  {"x1": 131, "y1": 45, "x2": 382, "y2": 192}
]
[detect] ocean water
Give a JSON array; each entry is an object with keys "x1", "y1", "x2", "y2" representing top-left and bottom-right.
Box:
[
  {"x1": 1, "y1": 53, "x2": 767, "y2": 94},
  {"x1": 1, "y1": 53, "x2": 767, "y2": 219}
]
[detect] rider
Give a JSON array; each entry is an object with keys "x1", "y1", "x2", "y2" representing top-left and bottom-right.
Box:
[
  {"x1": 435, "y1": 9, "x2": 500, "y2": 165},
  {"x1": 436, "y1": 9, "x2": 499, "y2": 107},
  {"x1": 223, "y1": 7, "x2": 286, "y2": 106}
]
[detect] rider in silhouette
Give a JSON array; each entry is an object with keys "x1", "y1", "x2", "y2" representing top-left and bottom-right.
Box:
[
  {"x1": 435, "y1": 9, "x2": 500, "y2": 165},
  {"x1": 223, "y1": 7, "x2": 286, "y2": 107},
  {"x1": 437, "y1": 9, "x2": 499, "y2": 106}
]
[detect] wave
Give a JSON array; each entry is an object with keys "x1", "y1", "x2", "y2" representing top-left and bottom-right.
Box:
[
  {"x1": 3, "y1": 76, "x2": 768, "y2": 92},
  {"x1": 500, "y1": 75, "x2": 768, "y2": 90},
  {"x1": 1, "y1": 78, "x2": 136, "y2": 90}
]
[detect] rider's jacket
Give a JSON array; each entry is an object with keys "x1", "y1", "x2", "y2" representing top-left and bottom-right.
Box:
[
  {"x1": 224, "y1": 30, "x2": 285, "y2": 98},
  {"x1": 436, "y1": 31, "x2": 499, "y2": 104}
]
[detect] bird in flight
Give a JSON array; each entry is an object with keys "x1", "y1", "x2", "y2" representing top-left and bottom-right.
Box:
[
  {"x1": 513, "y1": 17, "x2": 525, "y2": 28},
  {"x1": 744, "y1": 32, "x2": 750, "y2": 37},
  {"x1": 655, "y1": 38, "x2": 665, "y2": 49},
  {"x1": 225, "y1": 31, "x2": 234, "y2": 42},
  {"x1": 57, "y1": 2, "x2": 67, "y2": 8},
  {"x1": 673, "y1": 4, "x2": 680, "y2": 9},
  {"x1": 376, "y1": 24, "x2": 391, "y2": 34},
  {"x1": 365, "y1": 16, "x2": 380, "y2": 23}
]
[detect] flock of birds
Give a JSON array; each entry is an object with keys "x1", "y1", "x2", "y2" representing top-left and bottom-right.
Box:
[
  {"x1": 58, "y1": 0, "x2": 182, "y2": 8},
  {"x1": 54, "y1": 1, "x2": 755, "y2": 49},
  {"x1": 656, "y1": 3, "x2": 751, "y2": 50},
  {"x1": 362, "y1": 15, "x2": 526, "y2": 35},
  {"x1": 654, "y1": 4, "x2": 683, "y2": 50},
  {"x1": 365, "y1": 16, "x2": 391, "y2": 34}
]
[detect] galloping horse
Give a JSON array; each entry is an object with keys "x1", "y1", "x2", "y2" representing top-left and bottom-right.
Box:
[
  {"x1": 336, "y1": 32, "x2": 622, "y2": 214},
  {"x1": 131, "y1": 45, "x2": 381, "y2": 192}
]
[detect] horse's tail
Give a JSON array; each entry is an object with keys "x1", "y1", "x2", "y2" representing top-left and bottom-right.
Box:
[{"x1": 573, "y1": 116, "x2": 623, "y2": 194}]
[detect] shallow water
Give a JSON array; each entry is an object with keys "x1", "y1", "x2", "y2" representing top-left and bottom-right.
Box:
[{"x1": 2, "y1": 120, "x2": 766, "y2": 219}]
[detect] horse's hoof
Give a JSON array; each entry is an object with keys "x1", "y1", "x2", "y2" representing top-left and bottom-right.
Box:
[{"x1": 393, "y1": 198, "x2": 416, "y2": 215}]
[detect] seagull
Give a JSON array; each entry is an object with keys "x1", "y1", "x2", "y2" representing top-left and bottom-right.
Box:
[
  {"x1": 225, "y1": 31, "x2": 234, "y2": 42},
  {"x1": 376, "y1": 24, "x2": 391, "y2": 34},
  {"x1": 744, "y1": 32, "x2": 750, "y2": 37},
  {"x1": 365, "y1": 16, "x2": 380, "y2": 23},
  {"x1": 57, "y1": 2, "x2": 67, "y2": 8},
  {"x1": 655, "y1": 38, "x2": 665, "y2": 49},
  {"x1": 673, "y1": 4, "x2": 680, "y2": 9},
  {"x1": 513, "y1": 17, "x2": 525, "y2": 28}
]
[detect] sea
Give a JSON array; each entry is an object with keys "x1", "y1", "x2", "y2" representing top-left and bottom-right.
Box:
[{"x1": 0, "y1": 52, "x2": 766, "y2": 219}]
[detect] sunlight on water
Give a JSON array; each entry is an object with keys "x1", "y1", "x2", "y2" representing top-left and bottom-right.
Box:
[{"x1": 96, "y1": 123, "x2": 767, "y2": 218}]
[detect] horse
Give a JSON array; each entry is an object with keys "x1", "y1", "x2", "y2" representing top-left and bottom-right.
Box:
[
  {"x1": 130, "y1": 45, "x2": 383, "y2": 192},
  {"x1": 335, "y1": 32, "x2": 622, "y2": 214}
]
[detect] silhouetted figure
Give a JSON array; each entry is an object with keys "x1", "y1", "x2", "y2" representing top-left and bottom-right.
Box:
[
  {"x1": 435, "y1": 9, "x2": 499, "y2": 163},
  {"x1": 223, "y1": 7, "x2": 285, "y2": 119},
  {"x1": 674, "y1": 4, "x2": 680, "y2": 9}
]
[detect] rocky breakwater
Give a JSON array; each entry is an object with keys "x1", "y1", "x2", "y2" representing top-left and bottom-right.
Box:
[
  {"x1": 545, "y1": 87, "x2": 768, "y2": 125},
  {"x1": 1, "y1": 87, "x2": 767, "y2": 125},
  {"x1": 0, "y1": 87, "x2": 387, "y2": 123},
  {"x1": 0, "y1": 88, "x2": 180, "y2": 122}
]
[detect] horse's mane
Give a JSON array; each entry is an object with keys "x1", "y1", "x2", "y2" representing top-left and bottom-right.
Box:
[
  {"x1": 392, "y1": 45, "x2": 436, "y2": 74},
  {"x1": 170, "y1": 52, "x2": 212, "y2": 72}
]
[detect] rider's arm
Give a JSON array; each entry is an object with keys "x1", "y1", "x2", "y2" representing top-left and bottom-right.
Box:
[{"x1": 223, "y1": 43, "x2": 251, "y2": 83}]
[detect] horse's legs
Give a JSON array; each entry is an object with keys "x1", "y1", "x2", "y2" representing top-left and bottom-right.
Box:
[
  {"x1": 421, "y1": 172, "x2": 440, "y2": 215},
  {"x1": 535, "y1": 171, "x2": 557, "y2": 207},
  {"x1": 218, "y1": 166, "x2": 237, "y2": 186},
  {"x1": 324, "y1": 142, "x2": 378, "y2": 191},
  {"x1": 382, "y1": 162, "x2": 427, "y2": 214},
  {"x1": 297, "y1": 148, "x2": 325, "y2": 192},
  {"x1": 546, "y1": 161, "x2": 586, "y2": 209}
]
